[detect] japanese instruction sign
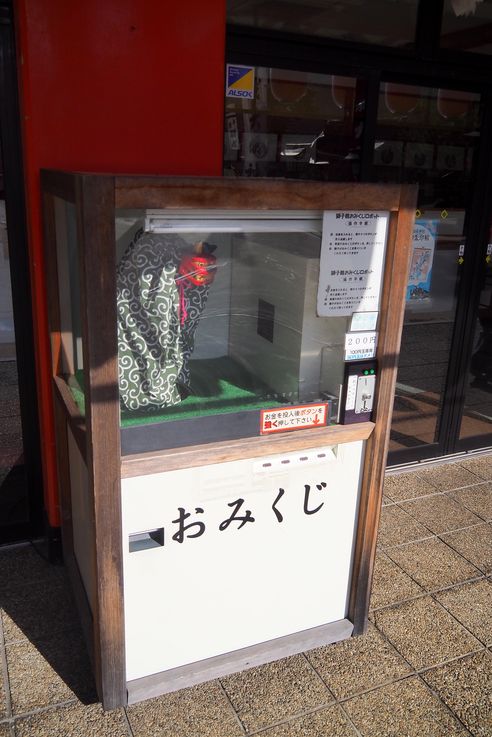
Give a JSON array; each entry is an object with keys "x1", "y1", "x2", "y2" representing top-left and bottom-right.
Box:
[
  {"x1": 344, "y1": 331, "x2": 377, "y2": 361},
  {"x1": 317, "y1": 211, "x2": 389, "y2": 316},
  {"x1": 260, "y1": 404, "x2": 328, "y2": 434}
]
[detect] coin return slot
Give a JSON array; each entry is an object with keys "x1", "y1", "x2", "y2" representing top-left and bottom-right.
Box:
[{"x1": 129, "y1": 528, "x2": 164, "y2": 553}]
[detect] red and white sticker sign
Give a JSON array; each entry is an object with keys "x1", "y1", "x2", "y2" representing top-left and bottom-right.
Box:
[{"x1": 260, "y1": 404, "x2": 328, "y2": 435}]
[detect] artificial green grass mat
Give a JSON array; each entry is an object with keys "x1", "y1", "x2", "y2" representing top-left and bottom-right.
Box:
[
  {"x1": 68, "y1": 375, "x2": 86, "y2": 418},
  {"x1": 70, "y1": 357, "x2": 286, "y2": 428}
]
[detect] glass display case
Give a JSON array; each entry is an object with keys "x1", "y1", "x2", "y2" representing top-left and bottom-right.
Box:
[
  {"x1": 52, "y1": 195, "x2": 389, "y2": 452},
  {"x1": 114, "y1": 209, "x2": 349, "y2": 451},
  {"x1": 41, "y1": 173, "x2": 416, "y2": 709}
]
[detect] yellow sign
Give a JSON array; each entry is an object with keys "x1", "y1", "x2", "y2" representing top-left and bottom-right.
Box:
[{"x1": 441, "y1": 209, "x2": 448, "y2": 219}]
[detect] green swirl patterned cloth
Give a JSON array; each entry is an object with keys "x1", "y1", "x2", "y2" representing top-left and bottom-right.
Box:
[{"x1": 116, "y1": 231, "x2": 210, "y2": 412}]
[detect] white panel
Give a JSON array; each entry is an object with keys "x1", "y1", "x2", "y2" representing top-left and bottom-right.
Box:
[
  {"x1": 228, "y1": 234, "x2": 347, "y2": 404},
  {"x1": 122, "y1": 441, "x2": 364, "y2": 681}
]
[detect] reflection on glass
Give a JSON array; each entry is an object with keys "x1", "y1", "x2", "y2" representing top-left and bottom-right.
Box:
[
  {"x1": 0, "y1": 199, "x2": 28, "y2": 530},
  {"x1": 113, "y1": 210, "x2": 348, "y2": 437},
  {"x1": 227, "y1": 0, "x2": 418, "y2": 47},
  {"x1": 224, "y1": 68, "x2": 361, "y2": 181},
  {"x1": 53, "y1": 198, "x2": 84, "y2": 414},
  {"x1": 460, "y1": 240, "x2": 492, "y2": 442},
  {"x1": 441, "y1": 0, "x2": 492, "y2": 55},
  {"x1": 372, "y1": 83, "x2": 482, "y2": 453}
]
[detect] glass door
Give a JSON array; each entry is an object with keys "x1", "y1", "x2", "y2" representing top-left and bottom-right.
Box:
[
  {"x1": 458, "y1": 218, "x2": 492, "y2": 448},
  {"x1": 222, "y1": 65, "x2": 489, "y2": 464},
  {"x1": 0, "y1": 193, "x2": 30, "y2": 538},
  {"x1": 0, "y1": 12, "x2": 43, "y2": 544},
  {"x1": 370, "y1": 81, "x2": 483, "y2": 463}
]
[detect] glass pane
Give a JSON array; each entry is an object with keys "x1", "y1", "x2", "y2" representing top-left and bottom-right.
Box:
[
  {"x1": 460, "y1": 225, "x2": 492, "y2": 442},
  {"x1": 0, "y1": 198, "x2": 28, "y2": 531},
  {"x1": 53, "y1": 197, "x2": 84, "y2": 415},
  {"x1": 372, "y1": 83, "x2": 482, "y2": 454},
  {"x1": 441, "y1": 0, "x2": 492, "y2": 55},
  {"x1": 227, "y1": 0, "x2": 418, "y2": 47},
  {"x1": 115, "y1": 209, "x2": 358, "y2": 445},
  {"x1": 224, "y1": 67, "x2": 361, "y2": 181}
]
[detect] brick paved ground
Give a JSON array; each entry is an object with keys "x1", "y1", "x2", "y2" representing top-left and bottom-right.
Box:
[{"x1": 0, "y1": 456, "x2": 490, "y2": 736}]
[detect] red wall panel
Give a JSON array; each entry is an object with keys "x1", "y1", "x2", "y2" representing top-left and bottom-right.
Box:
[{"x1": 15, "y1": 0, "x2": 226, "y2": 525}]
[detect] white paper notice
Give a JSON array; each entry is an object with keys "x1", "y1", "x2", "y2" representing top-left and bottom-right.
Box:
[
  {"x1": 317, "y1": 211, "x2": 389, "y2": 316},
  {"x1": 344, "y1": 331, "x2": 378, "y2": 361}
]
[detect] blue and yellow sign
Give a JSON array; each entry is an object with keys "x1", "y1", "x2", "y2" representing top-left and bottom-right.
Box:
[{"x1": 226, "y1": 64, "x2": 255, "y2": 99}]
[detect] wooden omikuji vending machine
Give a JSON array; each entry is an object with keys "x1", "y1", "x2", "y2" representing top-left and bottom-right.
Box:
[{"x1": 41, "y1": 173, "x2": 416, "y2": 709}]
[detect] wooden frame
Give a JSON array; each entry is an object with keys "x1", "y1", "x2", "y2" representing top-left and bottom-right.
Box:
[{"x1": 41, "y1": 171, "x2": 416, "y2": 709}]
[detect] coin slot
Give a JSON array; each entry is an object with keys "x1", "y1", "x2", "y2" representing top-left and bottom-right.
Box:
[{"x1": 129, "y1": 528, "x2": 164, "y2": 553}]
